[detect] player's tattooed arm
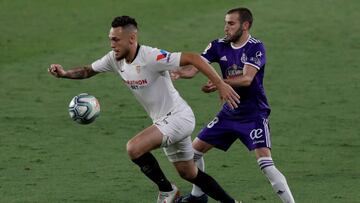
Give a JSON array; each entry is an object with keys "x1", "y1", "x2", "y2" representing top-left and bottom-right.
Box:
[
  {"x1": 65, "y1": 65, "x2": 98, "y2": 79},
  {"x1": 48, "y1": 64, "x2": 98, "y2": 79}
]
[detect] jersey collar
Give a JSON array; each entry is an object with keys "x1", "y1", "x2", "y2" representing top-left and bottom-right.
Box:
[
  {"x1": 230, "y1": 35, "x2": 251, "y2": 49},
  {"x1": 129, "y1": 44, "x2": 141, "y2": 64}
]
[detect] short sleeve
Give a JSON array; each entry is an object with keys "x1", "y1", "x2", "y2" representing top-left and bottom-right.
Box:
[
  {"x1": 201, "y1": 40, "x2": 218, "y2": 63},
  {"x1": 244, "y1": 43, "x2": 266, "y2": 70},
  {"x1": 146, "y1": 48, "x2": 181, "y2": 72},
  {"x1": 91, "y1": 52, "x2": 114, "y2": 72}
]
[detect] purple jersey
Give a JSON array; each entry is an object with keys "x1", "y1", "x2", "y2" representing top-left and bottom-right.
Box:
[{"x1": 201, "y1": 36, "x2": 270, "y2": 120}]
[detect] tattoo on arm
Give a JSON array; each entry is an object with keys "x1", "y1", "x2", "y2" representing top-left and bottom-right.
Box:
[{"x1": 66, "y1": 65, "x2": 97, "y2": 79}]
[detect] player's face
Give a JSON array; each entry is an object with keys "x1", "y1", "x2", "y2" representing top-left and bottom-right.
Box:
[
  {"x1": 224, "y1": 13, "x2": 242, "y2": 43},
  {"x1": 109, "y1": 27, "x2": 131, "y2": 60}
]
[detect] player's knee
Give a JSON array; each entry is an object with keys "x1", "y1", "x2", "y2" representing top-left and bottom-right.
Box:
[
  {"x1": 126, "y1": 140, "x2": 142, "y2": 159},
  {"x1": 192, "y1": 138, "x2": 212, "y2": 153},
  {"x1": 255, "y1": 147, "x2": 271, "y2": 159},
  {"x1": 177, "y1": 168, "x2": 197, "y2": 181}
]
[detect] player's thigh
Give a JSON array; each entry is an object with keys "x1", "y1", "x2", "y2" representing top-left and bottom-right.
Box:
[
  {"x1": 163, "y1": 135, "x2": 194, "y2": 162},
  {"x1": 155, "y1": 106, "x2": 195, "y2": 147},
  {"x1": 155, "y1": 106, "x2": 195, "y2": 162},
  {"x1": 197, "y1": 115, "x2": 238, "y2": 151},
  {"x1": 126, "y1": 125, "x2": 163, "y2": 158},
  {"x1": 238, "y1": 117, "x2": 271, "y2": 151}
]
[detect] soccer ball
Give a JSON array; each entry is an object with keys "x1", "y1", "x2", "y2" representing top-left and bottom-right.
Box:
[{"x1": 68, "y1": 93, "x2": 100, "y2": 124}]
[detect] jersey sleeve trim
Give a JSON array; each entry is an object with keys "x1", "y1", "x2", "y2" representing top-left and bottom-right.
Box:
[
  {"x1": 244, "y1": 62, "x2": 261, "y2": 70},
  {"x1": 201, "y1": 56, "x2": 211, "y2": 64}
]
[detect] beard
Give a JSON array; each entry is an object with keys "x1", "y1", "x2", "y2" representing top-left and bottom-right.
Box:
[
  {"x1": 115, "y1": 55, "x2": 124, "y2": 61},
  {"x1": 114, "y1": 49, "x2": 129, "y2": 61},
  {"x1": 224, "y1": 28, "x2": 243, "y2": 43}
]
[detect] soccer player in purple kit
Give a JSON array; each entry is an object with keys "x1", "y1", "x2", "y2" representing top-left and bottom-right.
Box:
[{"x1": 173, "y1": 8, "x2": 295, "y2": 203}]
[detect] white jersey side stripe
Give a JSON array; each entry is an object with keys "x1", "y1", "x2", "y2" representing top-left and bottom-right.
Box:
[{"x1": 263, "y1": 118, "x2": 271, "y2": 148}]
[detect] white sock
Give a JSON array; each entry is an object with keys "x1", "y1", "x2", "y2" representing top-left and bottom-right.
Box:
[
  {"x1": 257, "y1": 157, "x2": 295, "y2": 203},
  {"x1": 191, "y1": 149, "x2": 205, "y2": 197}
]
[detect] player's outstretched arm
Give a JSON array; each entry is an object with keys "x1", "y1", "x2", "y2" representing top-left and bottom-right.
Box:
[
  {"x1": 170, "y1": 65, "x2": 199, "y2": 80},
  {"x1": 180, "y1": 53, "x2": 240, "y2": 109},
  {"x1": 48, "y1": 64, "x2": 98, "y2": 79}
]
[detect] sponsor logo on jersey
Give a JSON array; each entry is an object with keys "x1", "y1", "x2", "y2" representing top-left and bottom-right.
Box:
[
  {"x1": 250, "y1": 128, "x2": 263, "y2": 140},
  {"x1": 124, "y1": 79, "x2": 148, "y2": 89},
  {"x1": 250, "y1": 128, "x2": 265, "y2": 144},
  {"x1": 255, "y1": 51, "x2": 263, "y2": 58},
  {"x1": 226, "y1": 64, "x2": 243, "y2": 78},
  {"x1": 249, "y1": 51, "x2": 263, "y2": 66},
  {"x1": 156, "y1": 50, "x2": 168, "y2": 61},
  {"x1": 250, "y1": 56, "x2": 261, "y2": 66}
]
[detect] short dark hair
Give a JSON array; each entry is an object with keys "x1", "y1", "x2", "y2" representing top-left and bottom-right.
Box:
[
  {"x1": 111, "y1": 15, "x2": 138, "y2": 29},
  {"x1": 227, "y1": 7, "x2": 253, "y2": 28}
]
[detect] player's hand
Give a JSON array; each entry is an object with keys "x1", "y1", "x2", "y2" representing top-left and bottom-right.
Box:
[
  {"x1": 170, "y1": 65, "x2": 199, "y2": 81},
  {"x1": 201, "y1": 80, "x2": 217, "y2": 93},
  {"x1": 48, "y1": 64, "x2": 67, "y2": 78},
  {"x1": 216, "y1": 81, "x2": 240, "y2": 109},
  {"x1": 170, "y1": 70, "x2": 181, "y2": 81}
]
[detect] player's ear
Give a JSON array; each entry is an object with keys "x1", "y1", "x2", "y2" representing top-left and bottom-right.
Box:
[
  {"x1": 129, "y1": 32, "x2": 137, "y2": 44},
  {"x1": 242, "y1": 21, "x2": 250, "y2": 30}
]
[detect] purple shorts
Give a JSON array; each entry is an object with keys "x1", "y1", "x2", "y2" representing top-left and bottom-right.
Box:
[{"x1": 197, "y1": 115, "x2": 271, "y2": 151}]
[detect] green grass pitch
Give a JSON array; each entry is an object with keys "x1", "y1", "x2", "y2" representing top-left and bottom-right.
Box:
[{"x1": 0, "y1": 0, "x2": 359, "y2": 202}]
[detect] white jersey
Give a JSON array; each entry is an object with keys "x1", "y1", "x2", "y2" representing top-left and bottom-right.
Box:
[{"x1": 91, "y1": 45, "x2": 189, "y2": 121}]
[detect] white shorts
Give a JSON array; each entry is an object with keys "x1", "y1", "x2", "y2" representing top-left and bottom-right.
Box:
[{"x1": 154, "y1": 105, "x2": 195, "y2": 162}]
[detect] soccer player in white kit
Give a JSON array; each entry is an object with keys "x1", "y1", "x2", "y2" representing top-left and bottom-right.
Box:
[{"x1": 48, "y1": 16, "x2": 240, "y2": 203}]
